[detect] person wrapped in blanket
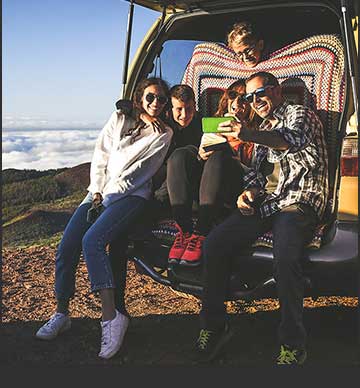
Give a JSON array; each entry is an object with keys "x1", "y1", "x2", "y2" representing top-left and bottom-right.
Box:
[
  {"x1": 35, "y1": 77, "x2": 173, "y2": 360},
  {"x1": 167, "y1": 79, "x2": 258, "y2": 266},
  {"x1": 226, "y1": 20, "x2": 267, "y2": 67}
]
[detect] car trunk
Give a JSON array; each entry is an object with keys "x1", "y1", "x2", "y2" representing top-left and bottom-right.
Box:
[{"x1": 121, "y1": 0, "x2": 358, "y2": 300}]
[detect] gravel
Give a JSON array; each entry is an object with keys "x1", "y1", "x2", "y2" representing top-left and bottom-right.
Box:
[{"x1": 2, "y1": 246, "x2": 359, "y2": 366}]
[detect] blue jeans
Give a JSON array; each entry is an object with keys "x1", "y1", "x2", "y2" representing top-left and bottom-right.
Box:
[{"x1": 55, "y1": 192, "x2": 146, "y2": 301}]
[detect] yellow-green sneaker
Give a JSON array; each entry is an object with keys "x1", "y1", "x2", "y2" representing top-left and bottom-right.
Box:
[
  {"x1": 276, "y1": 344, "x2": 307, "y2": 365},
  {"x1": 195, "y1": 324, "x2": 233, "y2": 362}
]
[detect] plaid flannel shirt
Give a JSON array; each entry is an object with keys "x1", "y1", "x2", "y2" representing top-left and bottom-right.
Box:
[{"x1": 244, "y1": 101, "x2": 329, "y2": 220}]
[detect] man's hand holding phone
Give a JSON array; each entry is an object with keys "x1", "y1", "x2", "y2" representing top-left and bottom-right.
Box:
[
  {"x1": 237, "y1": 188, "x2": 260, "y2": 215},
  {"x1": 217, "y1": 118, "x2": 244, "y2": 138},
  {"x1": 201, "y1": 116, "x2": 235, "y2": 133}
]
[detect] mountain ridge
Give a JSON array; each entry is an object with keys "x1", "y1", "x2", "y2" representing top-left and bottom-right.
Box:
[{"x1": 2, "y1": 162, "x2": 91, "y2": 247}]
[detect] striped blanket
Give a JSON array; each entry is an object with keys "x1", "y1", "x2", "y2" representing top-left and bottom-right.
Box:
[{"x1": 152, "y1": 35, "x2": 345, "y2": 250}]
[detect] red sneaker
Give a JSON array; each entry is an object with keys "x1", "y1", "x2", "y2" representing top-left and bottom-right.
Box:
[
  {"x1": 168, "y1": 224, "x2": 191, "y2": 264},
  {"x1": 180, "y1": 233, "x2": 206, "y2": 266}
]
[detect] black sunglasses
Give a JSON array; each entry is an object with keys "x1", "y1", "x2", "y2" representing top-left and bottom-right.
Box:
[
  {"x1": 243, "y1": 85, "x2": 275, "y2": 103},
  {"x1": 145, "y1": 93, "x2": 168, "y2": 105}
]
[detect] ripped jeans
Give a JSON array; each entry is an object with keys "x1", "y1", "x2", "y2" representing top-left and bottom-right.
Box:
[{"x1": 55, "y1": 192, "x2": 146, "y2": 301}]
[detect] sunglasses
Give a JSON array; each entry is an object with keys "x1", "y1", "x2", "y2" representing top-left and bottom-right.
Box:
[
  {"x1": 243, "y1": 85, "x2": 275, "y2": 103},
  {"x1": 227, "y1": 90, "x2": 243, "y2": 100},
  {"x1": 145, "y1": 93, "x2": 168, "y2": 105}
]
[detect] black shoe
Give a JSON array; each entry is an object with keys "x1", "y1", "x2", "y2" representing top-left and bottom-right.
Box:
[
  {"x1": 195, "y1": 324, "x2": 233, "y2": 362},
  {"x1": 276, "y1": 344, "x2": 307, "y2": 365}
]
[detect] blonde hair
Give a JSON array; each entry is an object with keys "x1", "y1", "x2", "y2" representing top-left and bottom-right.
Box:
[{"x1": 226, "y1": 21, "x2": 259, "y2": 47}]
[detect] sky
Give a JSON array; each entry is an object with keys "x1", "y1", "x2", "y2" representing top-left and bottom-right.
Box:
[{"x1": 2, "y1": 0, "x2": 160, "y2": 170}]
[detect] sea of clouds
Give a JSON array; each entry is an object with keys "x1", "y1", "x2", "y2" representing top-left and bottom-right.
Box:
[
  {"x1": 2, "y1": 115, "x2": 106, "y2": 170},
  {"x1": 2, "y1": 128, "x2": 101, "y2": 171}
]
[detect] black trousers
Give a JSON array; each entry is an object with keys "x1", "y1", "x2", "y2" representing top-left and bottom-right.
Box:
[
  {"x1": 166, "y1": 145, "x2": 244, "y2": 234},
  {"x1": 200, "y1": 203, "x2": 317, "y2": 349}
]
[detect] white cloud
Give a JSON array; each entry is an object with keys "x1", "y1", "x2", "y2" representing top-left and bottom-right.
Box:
[
  {"x1": 2, "y1": 116, "x2": 104, "y2": 130},
  {"x1": 2, "y1": 128, "x2": 100, "y2": 170}
]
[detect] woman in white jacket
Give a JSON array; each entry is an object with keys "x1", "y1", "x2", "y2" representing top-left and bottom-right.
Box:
[{"x1": 35, "y1": 77, "x2": 173, "y2": 359}]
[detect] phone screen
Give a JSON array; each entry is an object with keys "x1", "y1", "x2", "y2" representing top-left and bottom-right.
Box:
[{"x1": 201, "y1": 117, "x2": 235, "y2": 133}]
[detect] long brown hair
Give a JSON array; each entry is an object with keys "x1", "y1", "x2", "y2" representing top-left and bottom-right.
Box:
[
  {"x1": 215, "y1": 79, "x2": 259, "y2": 167},
  {"x1": 123, "y1": 77, "x2": 170, "y2": 142},
  {"x1": 132, "y1": 77, "x2": 170, "y2": 121},
  {"x1": 214, "y1": 79, "x2": 256, "y2": 125}
]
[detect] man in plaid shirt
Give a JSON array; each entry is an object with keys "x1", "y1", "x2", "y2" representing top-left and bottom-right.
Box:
[{"x1": 195, "y1": 71, "x2": 329, "y2": 365}]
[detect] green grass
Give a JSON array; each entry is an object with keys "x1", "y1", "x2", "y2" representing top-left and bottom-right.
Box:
[
  {"x1": 2, "y1": 204, "x2": 31, "y2": 225},
  {"x1": 2, "y1": 164, "x2": 90, "y2": 248},
  {"x1": 3, "y1": 191, "x2": 87, "y2": 248},
  {"x1": 3, "y1": 190, "x2": 85, "y2": 224},
  {"x1": 48, "y1": 190, "x2": 87, "y2": 210},
  {"x1": 2, "y1": 167, "x2": 66, "y2": 184},
  {"x1": 3, "y1": 212, "x2": 31, "y2": 227}
]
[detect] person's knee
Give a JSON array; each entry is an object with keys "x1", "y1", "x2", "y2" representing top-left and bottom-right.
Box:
[
  {"x1": 206, "y1": 150, "x2": 226, "y2": 166},
  {"x1": 82, "y1": 230, "x2": 102, "y2": 256},
  {"x1": 56, "y1": 233, "x2": 80, "y2": 260},
  {"x1": 275, "y1": 215, "x2": 298, "y2": 234},
  {"x1": 202, "y1": 151, "x2": 229, "y2": 180},
  {"x1": 167, "y1": 146, "x2": 196, "y2": 168}
]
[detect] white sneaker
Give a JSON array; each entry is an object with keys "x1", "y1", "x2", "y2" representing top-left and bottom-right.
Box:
[
  {"x1": 98, "y1": 310, "x2": 129, "y2": 359},
  {"x1": 35, "y1": 312, "x2": 71, "y2": 340}
]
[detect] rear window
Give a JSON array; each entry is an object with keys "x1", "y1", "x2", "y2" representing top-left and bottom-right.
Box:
[{"x1": 149, "y1": 39, "x2": 204, "y2": 85}]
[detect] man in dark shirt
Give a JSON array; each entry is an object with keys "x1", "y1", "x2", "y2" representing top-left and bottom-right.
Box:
[
  {"x1": 195, "y1": 71, "x2": 328, "y2": 365},
  {"x1": 152, "y1": 84, "x2": 203, "y2": 202},
  {"x1": 168, "y1": 85, "x2": 203, "y2": 150}
]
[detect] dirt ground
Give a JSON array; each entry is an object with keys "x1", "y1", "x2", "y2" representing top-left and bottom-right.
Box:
[{"x1": 1, "y1": 246, "x2": 359, "y2": 367}]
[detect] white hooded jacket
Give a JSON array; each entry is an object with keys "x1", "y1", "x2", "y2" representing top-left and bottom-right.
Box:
[{"x1": 87, "y1": 110, "x2": 173, "y2": 207}]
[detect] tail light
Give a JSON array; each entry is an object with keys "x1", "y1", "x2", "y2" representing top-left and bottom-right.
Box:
[{"x1": 340, "y1": 136, "x2": 358, "y2": 176}]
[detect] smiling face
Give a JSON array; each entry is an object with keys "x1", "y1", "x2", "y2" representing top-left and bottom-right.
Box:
[
  {"x1": 226, "y1": 85, "x2": 250, "y2": 119},
  {"x1": 245, "y1": 76, "x2": 282, "y2": 119},
  {"x1": 230, "y1": 39, "x2": 264, "y2": 68},
  {"x1": 141, "y1": 85, "x2": 167, "y2": 117},
  {"x1": 171, "y1": 97, "x2": 196, "y2": 128}
]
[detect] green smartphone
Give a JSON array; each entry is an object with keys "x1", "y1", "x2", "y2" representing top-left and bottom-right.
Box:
[{"x1": 201, "y1": 116, "x2": 235, "y2": 133}]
